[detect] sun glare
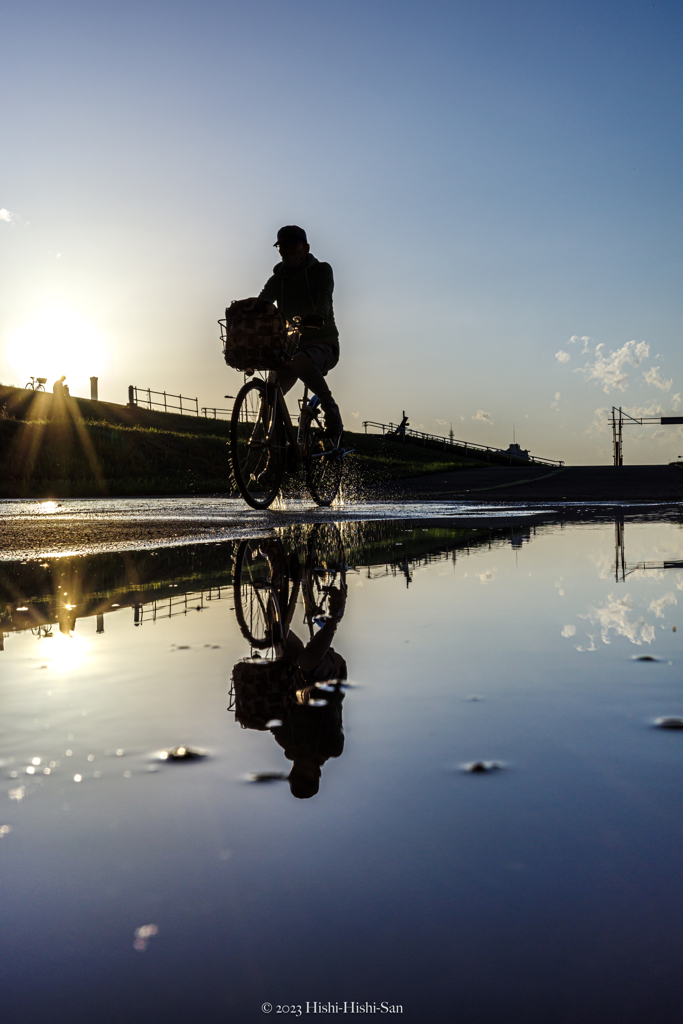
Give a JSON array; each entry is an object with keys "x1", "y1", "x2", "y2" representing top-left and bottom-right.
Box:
[
  {"x1": 6, "y1": 304, "x2": 109, "y2": 387},
  {"x1": 44, "y1": 631, "x2": 90, "y2": 674}
]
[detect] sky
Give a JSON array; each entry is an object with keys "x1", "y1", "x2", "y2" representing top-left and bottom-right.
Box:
[{"x1": 1, "y1": 0, "x2": 682, "y2": 465}]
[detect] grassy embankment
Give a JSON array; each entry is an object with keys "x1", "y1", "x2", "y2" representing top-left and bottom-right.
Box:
[{"x1": 0, "y1": 385, "x2": 490, "y2": 498}]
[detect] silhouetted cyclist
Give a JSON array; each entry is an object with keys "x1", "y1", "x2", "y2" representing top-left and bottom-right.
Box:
[{"x1": 259, "y1": 225, "x2": 343, "y2": 437}]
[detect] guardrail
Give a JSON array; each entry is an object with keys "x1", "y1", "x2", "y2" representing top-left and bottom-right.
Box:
[
  {"x1": 128, "y1": 386, "x2": 199, "y2": 416},
  {"x1": 361, "y1": 420, "x2": 564, "y2": 467}
]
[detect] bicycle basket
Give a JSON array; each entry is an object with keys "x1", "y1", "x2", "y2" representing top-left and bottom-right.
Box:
[
  {"x1": 219, "y1": 297, "x2": 296, "y2": 371},
  {"x1": 231, "y1": 656, "x2": 298, "y2": 730}
]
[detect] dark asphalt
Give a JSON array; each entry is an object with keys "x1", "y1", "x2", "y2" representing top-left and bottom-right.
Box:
[{"x1": 377, "y1": 464, "x2": 683, "y2": 502}]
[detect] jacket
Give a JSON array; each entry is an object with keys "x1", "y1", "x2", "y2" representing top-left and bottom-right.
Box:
[{"x1": 258, "y1": 254, "x2": 339, "y2": 352}]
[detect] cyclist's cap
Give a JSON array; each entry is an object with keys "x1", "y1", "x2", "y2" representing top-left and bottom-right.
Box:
[{"x1": 274, "y1": 225, "x2": 307, "y2": 247}]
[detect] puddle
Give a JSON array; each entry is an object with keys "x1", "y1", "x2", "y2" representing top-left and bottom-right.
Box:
[{"x1": 1, "y1": 513, "x2": 683, "y2": 1019}]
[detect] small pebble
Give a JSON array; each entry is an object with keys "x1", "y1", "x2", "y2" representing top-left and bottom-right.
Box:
[
  {"x1": 247, "y1": 772, "x2": 287, "y2": 783},
  {"x1": 159, "y1": 746, "x2": 206, "y2": 761},
  {"x1": 462, "y1": 761, "x2": 504, "y2": 773}
]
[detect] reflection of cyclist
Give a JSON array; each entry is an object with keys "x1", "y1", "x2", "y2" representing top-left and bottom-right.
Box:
[
  {"x1": 271, "y1": 585, "x2": 347, "y2": 799},
  {"x1": 233, "y1": 566, "x2": 347, "y2": 800},
  {"x1": 258, "y1": 225, "x2": 343, "y2": 438}
]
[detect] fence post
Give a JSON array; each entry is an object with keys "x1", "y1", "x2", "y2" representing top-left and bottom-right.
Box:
[
  {"x1": 128, "y1": 385, "x2": 135, "y2": 407},
  {"x1": 179, "y1": 395, "x2": 183, "y2": 416},
  {"x1": 163, "y1": 391, "x2": 167, "y2": 413}
]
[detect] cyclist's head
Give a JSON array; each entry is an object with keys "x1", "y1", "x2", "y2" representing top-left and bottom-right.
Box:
[
  {"x1": 274, "y1": 225, "x2": 309, "y2": 269},
  {"x1": 288, "y1": 756, "x2": 321, "y2": 799}
]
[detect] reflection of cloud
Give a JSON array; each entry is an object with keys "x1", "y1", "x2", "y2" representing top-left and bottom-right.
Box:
[
  {"x1": 473, "y1": 410, "x2": 494, "y2": 424},
  {"x1": 351, "y1": 411, "x2": 359, "y2": 418},
  {"x1": 577, "y1": 340, "x2": 649, "y2": 393},
  {"x1": 649, "y1": 593, "x2": 677, "y2": 618},
  {"x1": 435, "y1": 419, "x2": 447, "y2": 426},
  {"x1": 643, "y1": 366, "x2": 673, "y2": 391},
  {"x1": 561, "y1": 624, "x2": 576, "y2": 637},
  {"x1": 581, "y1": 593, "x2": 655, "y2": 646},
  {"x1": 555, "y1": 350, "x2": 571, "y2": 363},
  {"x1": 477, "y1": 570, "x2": 495, "y2": 584}
]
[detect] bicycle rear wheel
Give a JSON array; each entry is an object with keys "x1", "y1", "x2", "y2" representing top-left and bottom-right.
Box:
[
  {"x1": 302, "y1": 406, "x2": 343, "y2": 507},
  {"x1": 230, "y1": 380, "x2": 285, "y2": 509}
]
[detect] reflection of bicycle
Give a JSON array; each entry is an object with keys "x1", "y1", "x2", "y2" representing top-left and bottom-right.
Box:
[
  {"x1": 222, "y1": 318, "x2": 349, "y2": 509},
  {"x1": 233, "y1": 524, "x2": 346, "y2": 649},
  {"x1": 25, "y1": 377, "x2": 47, "y2": 391}
]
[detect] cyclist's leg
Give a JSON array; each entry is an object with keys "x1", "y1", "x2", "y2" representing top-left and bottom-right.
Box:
[{"x1": 281, "y1": 346, "x2": 342, "y2": 435}]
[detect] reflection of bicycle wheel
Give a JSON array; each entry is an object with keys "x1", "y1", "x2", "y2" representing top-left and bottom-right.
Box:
[
  {"x1": 233, "y1": 539, "x2": 289, "y2": 647},
  {"x1": 302, "y1": 409, "x2": 343, "y2": 507},
  {"x1": 231, "y1": 380, "x2": 285, "y2": 509},
  {"x1": 306, "y1": 524, "x2": 346, "y2": 616}
]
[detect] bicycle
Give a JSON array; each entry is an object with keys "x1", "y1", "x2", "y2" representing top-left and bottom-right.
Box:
[
  {"x1": 25, "y1": 377, "x2": 47, "y2": 392},
  {"x1": 221, "y1": 317, "x2": 350, "y2": 509}
]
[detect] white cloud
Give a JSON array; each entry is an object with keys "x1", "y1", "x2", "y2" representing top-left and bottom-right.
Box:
[
  {"x1": 672, "y1": 394, "x2": 681, "y2": 410},
  {"x1": 351, "y1": 411, "x2": 359, "y2": 418},
  {"x1": 649, "y1": 593, "x2": 677, "y2": 618},
  {"x1": 561, "y1": 624, "x2": 576, "y2": 637},
  {"x1": 581, "y1": 593, "x2": 655, "y2": 646},
  {"x1": 555, "y1": 350, "x2": 571, "y2": 363},
  {"x1": 554, "y1": 392, "x2": 560, "y2": 400},
  {"x1": 0, "y1": 208, "x2": 16, "y2": 223},
  {"x1": 577, "y1": 340, "x2": 649, "y2": 393},
  {"x1": 643, "y1": 366, "x2": 673, "y2": 392},
  {"x1": 586, "y1": 406, "x2": 610, "y2": 435},
  {"x1": 473, "y1": 410, "x2": 494, "y2": 424},
  {"x1": 435, "y1": 418, "x2": 446, "y2": 426}
]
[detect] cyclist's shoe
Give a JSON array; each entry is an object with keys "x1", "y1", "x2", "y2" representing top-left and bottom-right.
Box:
[{"x1": 321, "y1": 399, "x2": 343, "y2": 438}]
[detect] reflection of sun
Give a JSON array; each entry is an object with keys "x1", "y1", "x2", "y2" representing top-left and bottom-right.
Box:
[
  {"x1": 45, "y1": 631, "x2": 90, "y2": 674},
  {"x1": 6, "y1": 304, "x2": 109, "y2": 386}
]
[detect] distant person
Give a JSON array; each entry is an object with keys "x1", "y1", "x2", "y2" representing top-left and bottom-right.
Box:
[
  {"x1": 258, "y1": 225, "x2": 342, "y2": 437},
  {"x1": 52, "y1": 375, "x2": 66, "y2": 396},
  {"x1": 395, "y1": 411, "x2": 409, "y2": 440}
]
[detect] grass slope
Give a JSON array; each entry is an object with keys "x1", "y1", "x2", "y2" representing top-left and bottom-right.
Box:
[{"x1": 0, "y1": 418, "x2": 486, "y2": 499}]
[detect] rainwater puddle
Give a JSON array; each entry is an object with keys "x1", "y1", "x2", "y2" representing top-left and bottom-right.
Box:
[{"x1": 1, "y1": 514, "x2": 683, "y2": 1021}]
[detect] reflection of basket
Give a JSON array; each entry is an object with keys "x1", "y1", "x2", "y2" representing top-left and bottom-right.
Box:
[
  {"x1": 231, "y1": 657, "x2": 297, "y2": 731},
  {"x1": 219, "y1": 298, "x2": 297, "y2": 371}
]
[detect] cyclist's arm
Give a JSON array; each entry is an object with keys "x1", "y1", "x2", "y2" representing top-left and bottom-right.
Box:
[{"x1": 258, "y1": 275, "x2": 278, "y2": 304}]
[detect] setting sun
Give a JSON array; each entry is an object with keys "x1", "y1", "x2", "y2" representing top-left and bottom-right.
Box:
[{"x1": 6, "y1": 304, "x2": 109, "y2": 389}]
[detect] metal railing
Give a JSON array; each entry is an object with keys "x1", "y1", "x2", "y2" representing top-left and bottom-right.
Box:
[
  {"x1": 201, "y1": 406, "x2": 233, "y2": 419},
  {"x1": 361, "y1": 420, "x2": 564, "y2": 467},
  {"x1": 128, "y1": 386, "x2": 199, "y2": 416}
]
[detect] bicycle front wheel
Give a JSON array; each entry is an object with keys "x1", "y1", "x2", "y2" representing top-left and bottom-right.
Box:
[
  {"x1": 233, "y1": 539, "x2": 289, "y2": 647},
  {"x1": 302, "y1": 412, "x2": 343, "y2": 506},
  {"x1": 230, "y1": 380, "x2": 285, "y2": 509}
]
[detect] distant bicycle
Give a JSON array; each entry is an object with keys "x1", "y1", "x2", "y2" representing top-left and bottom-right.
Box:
[{"x1": 25, "y1": 376, "x2": 47, "y2": 392}]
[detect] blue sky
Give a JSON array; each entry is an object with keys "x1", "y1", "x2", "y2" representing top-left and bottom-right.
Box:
[{"x1": 1, "y1": 0, "x2": 681, "y2": 463}]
